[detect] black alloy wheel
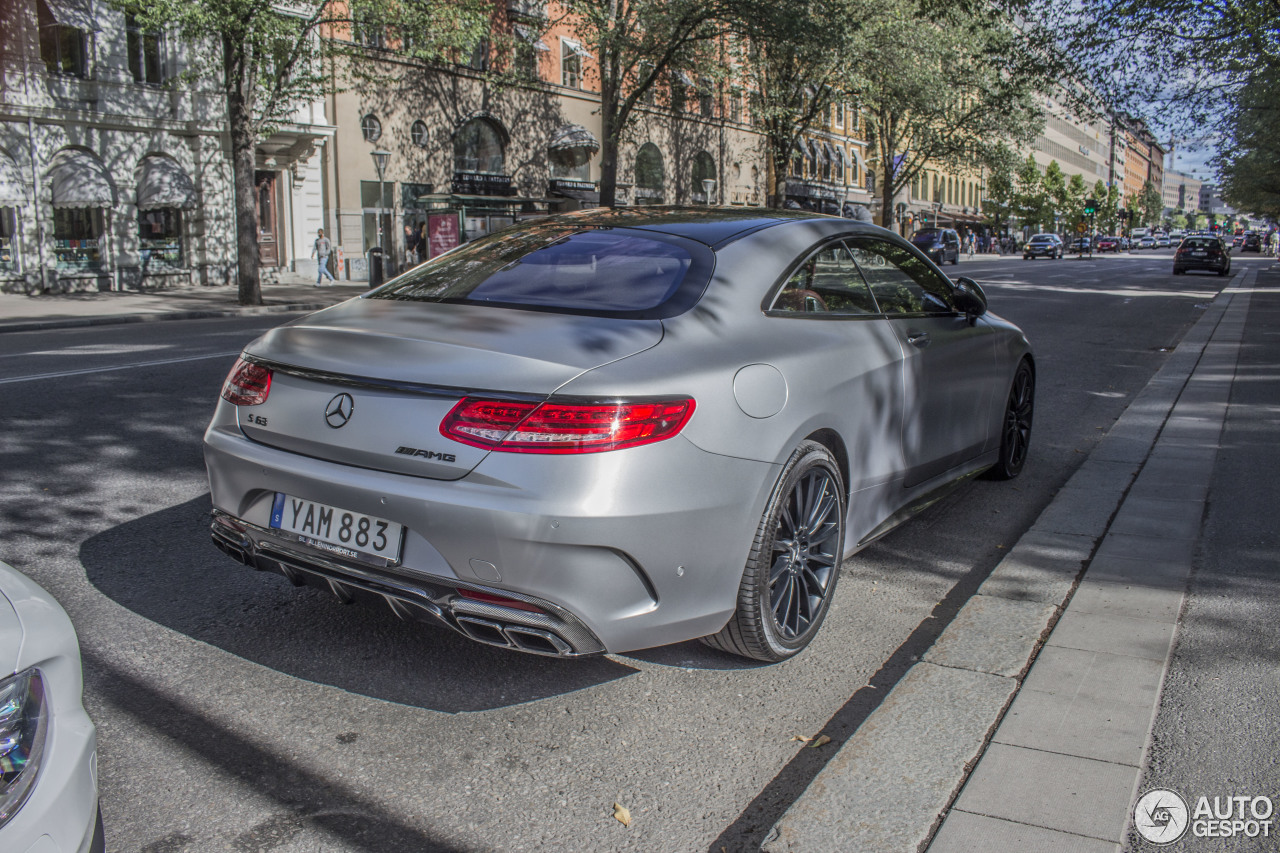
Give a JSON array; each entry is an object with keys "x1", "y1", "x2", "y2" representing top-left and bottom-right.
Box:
[
  {"x1": 986, "y1": 360, "x2": 1034, "y2": 480},
  {"x1": 703, "y1": 441, "x2": 845, "y2": 661}
]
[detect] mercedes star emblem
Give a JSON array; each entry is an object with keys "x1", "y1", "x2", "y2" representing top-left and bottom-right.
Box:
[{"x1": 324, "y1": 393, "x2": 355, "y2": 428}]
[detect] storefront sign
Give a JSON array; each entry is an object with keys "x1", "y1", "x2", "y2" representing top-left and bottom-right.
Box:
[
  {"x1": 451, "y1": 172, "x2": 515, "y2": 196},
  {"x1": 428, "y1": 213, "x2": 461, "y2": 258}
]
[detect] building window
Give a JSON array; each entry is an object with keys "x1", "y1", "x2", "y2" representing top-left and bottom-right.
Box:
[
  {"x1": 514, "y1": 25, "x2": 548, "y2": 80},
  {"x1": 560, "y1": 38, "x2": 585, "y2": 89},
  {"x1": 353, "y1": 19, "x2": 386, "y2": 50},
  {"x1": 410, "y1": 120, "x2": 429, "y2": 149},
  {"x1": 833, "y1": 102, "x2": 844, "y2": 129},
  {"x1": 52, "y1": 207, "x2": 104, "y2": 270},
  {"x1": 699, "y1": 78, "x2": 714, "y2": 118},
  {"x1": 549, "y1": 146, "x2": 591, "y2": 181},
  {"x1": 821, "y1": 145, "x2": 832, "y2": 183},
  {"x1": 126, "y1": 15, "x2": 164, "y2": 85},
  {"x1": 361, "y1": 114, "x2": 382, "y2": 143},
  {"x1": 37, "y1": 0, "x2": 88, "y2": 78},
  {"x1": 0, "y1": 208, "x2": 18, "y2": 273},
  {"x1": 835, "y1": 149, "x2": 845, "y2": 183},
  {"x1": 139, "y1": 208, "x2": 183, "y2": 271},
  {"x1": 634, "y1": 142, "x2": 664, "y2": 205},
  {"x1": 468, "y1": 38, "x2": 489, "y2": 71},
  {"x1": 728, "y1": 89, "x2": 742, "y2": 124},
  {"x1": 453, "y1": 117, "x2": 505, "y2": 174}
]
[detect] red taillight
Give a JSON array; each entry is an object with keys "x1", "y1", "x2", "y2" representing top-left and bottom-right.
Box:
[
  {"x1": 220, "y1": 357, "x2": 272, "y2": 406},
  {"x1": 441, "y1": 396, "x2": 696, "y2": 454},
  {"x1": 456, "y1": 588, "x2": 545, "y2": 613}
]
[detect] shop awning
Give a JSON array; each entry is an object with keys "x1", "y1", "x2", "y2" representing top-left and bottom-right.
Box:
[
  {"x1": 514, "y1": 25, "x2": 550, "y2": 52},
  {"x1": 823, "y1": 141, "x2": 839, "y2": 165},
  {"x1": 562, "y1": 37, "x2": 592, "y2": 59},
  {"x1": 549, "y1": 124, "x2": 600, "y2": 153},
  {"x1": 809, "y1": 139, "x2": 829, "y2": 165},
  {"x1": 136, "y1": 155, "x2": 197, "y2": 210},
  {"x1": 46, "y1": 149, "x2": 115, "y2": 208},
  {"x1": 45, "y1": 0, "x2": 95, "y2": 31},
  {"x1": 0, "y1": 152, "x2": 26, "y2": 206}
]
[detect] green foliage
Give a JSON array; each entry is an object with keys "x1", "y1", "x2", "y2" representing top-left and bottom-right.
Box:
[
  {"x1": 1138, "y1": 179, "x2": 1163, "y2": 228},
  {"x1": 846, "y1": 0, "x2": 1054, "y2": 229}
]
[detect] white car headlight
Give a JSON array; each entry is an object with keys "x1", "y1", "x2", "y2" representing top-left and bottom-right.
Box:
[{"x1": 0, "y1": 668, "x2": 48, "y2": 827}]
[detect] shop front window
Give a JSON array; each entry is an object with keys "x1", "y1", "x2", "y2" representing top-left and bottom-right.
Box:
[
  {"x1": 634, "y1": 143, "x2": 664, "y2": 205},
  {"x1": 53, "y1": 207, "x2": 104, "y2": 270},
  {"x1": 549, "y1": 146, "x2": 591, "y2": 181},
  {"x1": 0, "y1": 208, "x2": 17, "y2": 273},
  {"x1": 139, "y1": 208, "x2": 182, "y2": 271}
]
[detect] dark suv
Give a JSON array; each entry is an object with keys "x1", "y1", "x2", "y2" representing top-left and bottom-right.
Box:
[
  {"x1": 910, "y1": 228, "x2": 961, "y2": 265},
  {"x1": 1023, "y1": 234, "x2": 1064, "y2": 259}
]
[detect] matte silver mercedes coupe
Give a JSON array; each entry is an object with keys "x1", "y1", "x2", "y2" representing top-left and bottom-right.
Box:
[{"x1": 204, "y1": 208, "x2": 1034, "y2": 662}]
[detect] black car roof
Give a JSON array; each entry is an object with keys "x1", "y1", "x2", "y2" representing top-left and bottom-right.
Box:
[{"x1": 556, "y1": 206, "x2": 833, "y2": 248}]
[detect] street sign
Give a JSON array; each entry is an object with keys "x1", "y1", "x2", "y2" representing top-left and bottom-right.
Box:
[{"x1": 1076, "y1": 222, "x2": 1087, "y2": 233}]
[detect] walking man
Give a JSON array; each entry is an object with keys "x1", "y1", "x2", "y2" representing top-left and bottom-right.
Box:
[{"x1": 312, "y1": 228, "x2": 335, "y2": 286}]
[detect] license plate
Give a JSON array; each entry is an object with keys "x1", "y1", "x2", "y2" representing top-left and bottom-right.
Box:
[
  {"x1": 1192, "y1": 250, "x2": 1206, "y2": 256},
  {"x1": 269, "y1": 494, "x2": 404, "y2": 564}
]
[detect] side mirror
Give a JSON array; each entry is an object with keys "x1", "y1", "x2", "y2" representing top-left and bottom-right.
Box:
[{"x1": 953, "y1": 276, "x2": 987, "y2": 322}]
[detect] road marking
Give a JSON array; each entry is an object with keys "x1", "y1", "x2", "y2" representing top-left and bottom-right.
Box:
[{"x1": 0, "y1": 350, "x2": 241, "y2": 385}]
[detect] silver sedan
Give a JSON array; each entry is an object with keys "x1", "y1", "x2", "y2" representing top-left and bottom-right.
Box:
[{"x1": 204, "y1": 208, "x2": 1034, "y2": 662}]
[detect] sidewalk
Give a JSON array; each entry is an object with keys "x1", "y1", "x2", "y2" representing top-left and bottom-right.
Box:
[
  {"x1": 0, "y1": 271, "x2": 365, "y2": 334},
  {"x1": 765, "y1": 266, "x2": 1269, "y2": 852}
]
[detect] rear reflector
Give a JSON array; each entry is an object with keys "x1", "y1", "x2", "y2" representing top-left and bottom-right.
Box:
[
  {"x1": 441, "y1": 396, "x2": 695, "y2": 454},
  {"x1": 221, "y1": 358, "x2": 272, "y2": 406},
  {"x1": 457, "y1": 588, "x2": 546, "y2": 613}
]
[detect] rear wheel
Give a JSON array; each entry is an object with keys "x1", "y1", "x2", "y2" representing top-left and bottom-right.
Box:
[
  {"x1": 985, "y1": 360, "x2": 1034, "y2": 481},
  {"x1": 702, "y1": 441, "x2": 845, "y2": 662}
]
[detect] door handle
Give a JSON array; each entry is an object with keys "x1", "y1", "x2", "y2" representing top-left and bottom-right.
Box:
[{"x1": 906, "y1": 330, "x2": 930, "y2": 348}]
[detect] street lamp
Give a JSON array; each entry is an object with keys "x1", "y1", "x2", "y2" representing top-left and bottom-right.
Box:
[
  {"x1": 701, "y1": 178, "x2": 716, "y2": 205},
  {"x1": 371, "y1": 149, "x2": 391, "y2": 248}
]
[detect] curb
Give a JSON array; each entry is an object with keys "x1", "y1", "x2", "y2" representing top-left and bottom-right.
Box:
[
  {"x1": 0, "y1": 301, "x2": 339, "y2": 335},
  {"x1": 762, "y1": 269, "x2": 1251, "y2": 852}
]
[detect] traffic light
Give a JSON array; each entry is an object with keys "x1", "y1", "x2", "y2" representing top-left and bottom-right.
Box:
[{"x1": 1084, "y1": 198, "x2": 1097, "y2": 215}]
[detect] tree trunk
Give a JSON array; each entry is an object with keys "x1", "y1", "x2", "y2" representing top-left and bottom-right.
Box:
[
  {"x1": 224, "y1": 42, "x2": 262, "y2": 307},
  {"x1": 881, "y1": 168, "x2": 896, "y2": 233},
  {"x1": 599, "y1": 77, "x2": 620, "y2": 208}
]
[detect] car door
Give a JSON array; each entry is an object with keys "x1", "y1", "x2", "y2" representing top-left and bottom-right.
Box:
[{"x1": 845, "y1": 235, "x2": 1001, "y2": 489}]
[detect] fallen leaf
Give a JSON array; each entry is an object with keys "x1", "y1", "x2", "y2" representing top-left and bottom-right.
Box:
[
  {"x1": 790, "y1": 735, "x2": 812, "y2": 743},
  {"x1": 612, "y1": 803, "x2": 631, "y2": 827},
  {"x1": 808, "y1": 735, "x2": 832, "y2": 749}
]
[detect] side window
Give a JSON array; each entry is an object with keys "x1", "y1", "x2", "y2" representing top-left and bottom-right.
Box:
[
  {"x1": 770, "y1": 241, "x2": 879, "y2": 315},
  {"x1": 847, "y1": 238, "x2": 956, "y2": 315}
]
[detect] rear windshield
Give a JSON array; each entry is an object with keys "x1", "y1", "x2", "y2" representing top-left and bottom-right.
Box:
[
  {"x1": 369, "y1": 224, "x2": 713, "y2": 317},
  {"x1": 1182, "y1": 238, "x2": 1219, "y2": 249}
]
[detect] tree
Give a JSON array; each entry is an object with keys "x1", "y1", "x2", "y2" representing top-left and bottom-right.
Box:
[
  {"x1": 844, "y1": 0, "x2": 1052, "y2": 232},
  {"x1": 1012, "y1": 155, "x2": 1051, "y2": 232},
  {"x1": 555, "y1": 0, "x2": 738, "y2": 209},
  {"x1": 1137, "y1": 179, "x2": 1163, "y2": 229},
  {"x1": 730, "y1": 0, "x2": 864, "y2": 207},
  {"x1": 115, "y1": 0, "x2": 488, "y2": 305},
  {"x1": 981, "y1": 144, "x2": 1019, "y2": 236}
]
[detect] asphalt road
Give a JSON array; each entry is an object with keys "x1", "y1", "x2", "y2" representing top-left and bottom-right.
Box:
[{"x1": 0, "y1": 249, "x2": 1259, "y2": 852}]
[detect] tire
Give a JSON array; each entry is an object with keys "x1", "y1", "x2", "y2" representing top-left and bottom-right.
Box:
[
  {"x1": 702, "y1": 441, "x2": 845, "y2": 662},
  {"x1": 985, "y1": 360, "x2": 1034, "y2": 481}
]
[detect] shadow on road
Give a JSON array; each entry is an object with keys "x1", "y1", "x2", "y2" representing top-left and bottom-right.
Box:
[{"x1": 80, "y1": 495, "x2": 637, "y2": 713}]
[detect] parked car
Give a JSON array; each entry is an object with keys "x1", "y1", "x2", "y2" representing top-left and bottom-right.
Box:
[
  {"x1": 1242, "y1": 232, "x2": 1262, "y2": 252},
  {"x1": 204, "y1": 208, "x2": 1035, "y2": 662},
  {"x1": 908, "y1": 227, "x2": 961, "y2": 265},
  {"x1": 0, "y1": 560, "x2": 103, "y2": 852},
  {"x1": 1096, "y1": 235, "x2": 1121, "y2": 252},
  {"x1": 1071, "y1": 235, "x2": 1092, "y2": 252},
  {"x1": 1022, "y1": 233, "x2": 1064, "y2": 259},
  {"x1": 1173, "y1": 234, "x2": 1232, "y2": 276}
]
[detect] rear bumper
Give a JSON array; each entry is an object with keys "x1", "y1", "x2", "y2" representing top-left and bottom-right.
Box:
[{"x1": 204, "y1": 419, "x2": 777, "y2": 655}]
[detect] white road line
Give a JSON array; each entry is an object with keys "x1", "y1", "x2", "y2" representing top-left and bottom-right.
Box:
[{"x1": 0, "y1": 350, "x2": 241, "y2": 385}]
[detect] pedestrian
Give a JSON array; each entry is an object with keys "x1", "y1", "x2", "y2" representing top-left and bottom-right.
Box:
[
  {"x1": 966, "y1": 232, "x2": 976, "y2": 259},
  {"x1": 416, "y1": 221, "x2": 428, "y2": 264},
  {"x1": 1270, "y1": 231, "x2": 1278, "y2": 258},
  {"x1": 312, "y1": 228, "x2": 335, "y2": 286}
]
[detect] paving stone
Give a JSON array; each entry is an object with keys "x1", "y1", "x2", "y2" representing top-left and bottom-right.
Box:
[
  {"x1": 1067, "y1": 580, "x2": 1184, "y2": 623},
  {"x1": 1032, "y1": 487, "x2": 1125, "y2": 538},
  {"x1": 924, "y1": 595, "x2": 1060, "y2": 677},
  {"x1": 949, "y1": 743, "x2": 1137, "y2": 841},
  {"x1": 1105, "y1": 496, "x2": 1206, "y2": 541},
  {"x1": 1092, "y1": 532, "x2": 1195, "y2": 565},
  {"x1": 1062, "y1": 459, "x2": 1141, "y2": 493},
  {"x1": 763, "y1": 663, "x2": 1015, "y2": 853},
  {"x1": 993, "y1": 646, "x2": 1165, "y2": 766},
  {"x1": 1081, "y1": 553, "x2": 1191, "y2": 591},
  {"x1": 930, "y1": 809, "x2": 1121, "y2": 853},
  {"x1": 1046, "y1": 610, "x2": 1177, "y2": 663},
  {"x1": 978, "y1": 531, "x2": 1094, "y2": 604}
]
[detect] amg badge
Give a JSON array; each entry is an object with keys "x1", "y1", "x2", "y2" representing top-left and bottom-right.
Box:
[{"x1": 395, "y1": 446, "x2": 457, "y2": 463}]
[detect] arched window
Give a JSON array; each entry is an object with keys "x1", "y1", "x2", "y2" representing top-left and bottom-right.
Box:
[
  {"x1": 634, "y1": 143, "x2": 664, "y2": 205},
  {"x1": 692, "y1": 151, "x2": 716, "y2": 203},
  {"x1": 453, "y1": 118, "x2": 506, "y2": 175},
  {"x1": 361, "y1": 114, "x2": 382, "y2": 143},
  {"x1": 410, "y1": 120, "x2": 429, "y2": 148}
]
